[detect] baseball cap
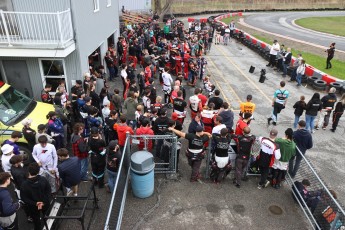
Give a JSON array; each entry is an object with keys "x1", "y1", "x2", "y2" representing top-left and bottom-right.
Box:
[
  {"x1": 21, "y1": 118, "x2": 33, "y2": 126},
  {"x1": 1, "y1": 144, "x2": 14, "y2": 155},
  {"x1": 196, "y1": 125, "x2": 204, "y2": 132},
  {"x1": 270, "y1": 129, "x2": 278, "y2": 137},
  {"x1": 329, "y1": 87, "x2": 336, "y2": 93},
  {"x1": 108, "y1": 140, "x2": 118, "y2": 150}
]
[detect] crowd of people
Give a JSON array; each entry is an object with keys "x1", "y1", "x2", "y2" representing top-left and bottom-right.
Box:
[{"x1": 0, "y1": 13, "x2": 344, "y2": 230}]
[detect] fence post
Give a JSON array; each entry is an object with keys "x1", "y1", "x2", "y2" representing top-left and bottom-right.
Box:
[
  {"x1": 56, "y1": 11, "x2": 63, "y2": 45},
  {"x1": 0, "y1": 10, "x2": 12, "y2": 46}
]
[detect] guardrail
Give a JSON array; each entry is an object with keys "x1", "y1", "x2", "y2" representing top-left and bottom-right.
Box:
[
  {"x1": 0, "y1": 9, "x2": 73, "y2": 47},
  {"x1": 104, "y1": 134, "x2": 178, "y2": 230}
]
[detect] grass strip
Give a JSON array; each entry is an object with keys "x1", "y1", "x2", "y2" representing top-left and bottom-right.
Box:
[{"x1": 295, "y1": 16, "x2": 345, "y2": 37}]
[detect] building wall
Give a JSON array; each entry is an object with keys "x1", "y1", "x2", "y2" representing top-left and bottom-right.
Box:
[
  {"x1": 70, "y1": 0, "x2": 120, "y2": 78},
  {"x1": 11, "y1": 0, "x2": 70, "y2": 12},
  {"x1": 119, "y1": 0, "x2": 152, "y2": 11}
]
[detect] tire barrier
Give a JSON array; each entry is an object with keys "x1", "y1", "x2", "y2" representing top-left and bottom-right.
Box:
[
  {"x1": 214, "y1": 13, "x2": 344, "y2": 86},
  {"x1": 313, "y1": 80, "x2": 327, "y2": 91},
  {"x1": 307, "y1": 76, "x2": 319, "y2": 86}
]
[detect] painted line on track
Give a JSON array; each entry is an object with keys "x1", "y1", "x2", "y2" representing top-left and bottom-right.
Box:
[
  {"x1": 206, "y1": 56, "x2": 243, "y2": 105},
  {"x1": 214, "y1": 44, "x2": 272, "y2": 103}
]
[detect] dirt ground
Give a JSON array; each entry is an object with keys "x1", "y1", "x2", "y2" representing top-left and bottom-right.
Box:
[{"x1": 236, "y1": 22, "x2": 345, "y2": 62}]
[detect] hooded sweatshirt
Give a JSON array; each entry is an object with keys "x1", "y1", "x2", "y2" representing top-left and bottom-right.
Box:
[
  {"x1": 273, "y1": 138, "x2": 296, "y2": 170},
  {"x1": 293, "y1": 129, "x2": 313, "y2": 155},
  {"x1": 124, "y1": 97, "x2": 138, "y2": 120},
  {"x1": 32, "y1": 143, "x2": 58, "y2": 173},
  {"x1": 20, "y1": 175, "x2": 51, "y2": 207}
]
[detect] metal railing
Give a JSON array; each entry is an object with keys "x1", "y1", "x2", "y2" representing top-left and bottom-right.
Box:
[
  {"x1": 0, "y1": 9, "x2": 73, "y2": 47},
  {"x1": 286, "y1": 147, "x2": 345, "y2": 230},
  {"x1": 104, "y1": 134, "x2": 178, "y2": 230}
]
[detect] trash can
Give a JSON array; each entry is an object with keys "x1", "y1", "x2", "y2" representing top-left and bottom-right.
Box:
[{"x1": 130, "y1": 151, "x2": 155, "y2": 198}]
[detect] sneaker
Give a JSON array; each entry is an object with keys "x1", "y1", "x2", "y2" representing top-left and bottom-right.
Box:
[
  {"x1": 330, "y1": 129, "x2": 335, "y2": 132},
  {"x1": 235, "y1": 183, "x2": 240, "y2": 188},
  {"x1": 267, "y1": 117, "x2": 272, "y2": 125},
  {"x1": 311, "y1": 130, "x2": 315, "y2": 134},
  {"x1": 274, "y1": 184, "x2": 281, "y2": 189},
  {"x1": 322, "y1": 126, "x2": 326, "y2": 130},
  {"x1": 272, "y1": 121, "x2": 277, "y2": 126},
  {"x1": 315, "y1": 126, "x2": 319, "y2": 130},
  {"x1": 66, "y1": 188, "x2": 73, "y2": 196},
  {"x1": 264, "y1": 180, "x2": 270, "y2": 188},
  {"x1": 257, "y1": 184, "x2": 263, "y2": 189}
]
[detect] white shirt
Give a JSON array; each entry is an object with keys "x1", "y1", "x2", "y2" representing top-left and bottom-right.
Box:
[
  {"x1": 1, "y1": 153, "x2": 14, "y2": 172},
  {"x1": 162, "y1": 72, "x2": 173, "y2": 92},
  {"x1": 212, "y1": 124, "x2": 227, "y2": 134},
  {"x1": 270, "y1": 43, "x2": 280, "y2": 55},
  {"x1": 32, "y1": 143, "x2": 58, "y2": 173},
  {"x1": 121, "y1": 69, "x2": 127, "y2": 80}
]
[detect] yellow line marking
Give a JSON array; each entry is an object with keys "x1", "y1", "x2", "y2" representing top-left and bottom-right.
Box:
[
  {"x1": 206, "y1": 56, "x2": 243, "y2": 104},
  {"x1": 214, "y1": 45, "x2": 272, "y2": 103}
]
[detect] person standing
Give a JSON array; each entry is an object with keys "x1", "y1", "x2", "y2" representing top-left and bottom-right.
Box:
[
  {"x1": 88, "y1": 127, "x2": 106, "y2": 188},
  {"x1": 282, "y1": 47, "x2": 292, "y2": 78},
  {"x1": 266, "y1": 40, "x2": 280, "y2": 68},
  {"x1": 46, "y1": 111, "x2": 64, "y2": 149},
  {"x1": 0, "y1": 145, "x2": 14, "y2": 173},
  {"x1": 161, "y1": 67, "x2": 173, "y2": 104},
  {"x1": 232, "y1": 127, "x2": 256, "y2": 188},
  {"x1": 153, "y1": 108, "x2": 170, "y2": 158},
  {"x1": 57, "y1": 148, "x2": 81, "y2": 196},
  {"x1": 331, "y1": 93, "x2": 345, "y2": 132},
  {"x1": 169, "y1": 125, "x2": 211, "y2": 182},
  {"x1": 235, "y1": 113, "x2": 251, "y2": 136},
  {"x1": 106, "y1": 140, "x2": 121, "y2": 193},
  {"x1": 21, "y1": 118, "x2": 36, "y2": 152},
  {"x1": 71, "y1": 123, "x2": 89, "y2": 182},
  {"x1": 316, "y1": 87, "x2": 337, "y2": 130},
  {"x1": 114, "y1": 115, "x2": 134, "y2": 151},
  {"x1": 3, "y1": 131, "x2": 22, "y2": 156},
  {"x1": 271, "y1": 128, "x2": 296, "y2": 189},
  {"x1": 136, "y1": 119, "x2": 154, "y2": 152},
  {"x1": 268, "y1": 81, "x2": 289, "y2": 126},
  {"x1": 188, "y1": 88, "x2": 203, "y2": 119},
  {"x1": 305, "y1": 93, "x2": 322, "y2": 133},
  {"x1": 293, "y1": 95, "x2": 306, "y2": 129},
  {"x1": 229, "y1": 20, "x2": 235, "y2": 38},
  {"x1": 124, "y1": 91, "x2": 138, "y2": 129},
  {"x1": 40, "y1": 84, "x2": 53, "y2": 104},
  {"x1": 257, "y1": 129, "x2": 281, "y2": 189},
  {"x1": 0, "y1": 172, "x2": 20, "y2": 230},
  {"x1": 21, "y1": 163, "x2": 51, "y2": 230},
  {"x1": 32, "y1": 135, "x2": 58, "y2": 194},
  {"x1": 296, "y1": 60, "x2": 306, "y2": 86},
  {"x1": 325, "y1": 42, "x2": 335, "y2": 69},
  {"x1": 239, "y1": 94, "x2": 256, "y2": 118},
  {"x1": 218, "y1": 102, "x2": 234, "y2": 132},
  {"x1": 208, "y1": 90, "x2": 223, "y2": 111},
  {"x1": 288, "y1": 120, "x2": 313, "y2": 178}
]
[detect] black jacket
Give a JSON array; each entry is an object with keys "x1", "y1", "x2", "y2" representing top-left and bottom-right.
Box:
[
  {"x1": 20, "y1": 175, "x2": 51, "y2": 207},
  {"x1": 284, "y1": 52, "x2": 292, "y2": 64},
  {"x1": 305, "y1": 99, "x2": 322, "y2": 116},
  {"x1": 293, "y1": 101, "x2": 306, "y2": 116},
  {"x1": 321, "y1": 93, "x2": 337, "y2": 109},
  {"x1": 188, "y1": 120, "x2": 204, "y2": 134},
  {"x1": 153, "y1": 116, "x2": 170, "y2": 135},
  {"x1": 293, "y1": 129, "x2": 313, "y2": 154},
  {"x1": 10, "y1": 166, "x2": 28, "y2": 189}
]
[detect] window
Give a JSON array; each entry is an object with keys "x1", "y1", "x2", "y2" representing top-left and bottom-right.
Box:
[
  {"x1": 93, "y1": 0, "x2": 100, "y2": 12},
  {"x1": 107, "y1": 0, "x2": 111, "y2": 7},
  {"x1": 39, "y1": 59, "x2": 67, "y2": 93}
]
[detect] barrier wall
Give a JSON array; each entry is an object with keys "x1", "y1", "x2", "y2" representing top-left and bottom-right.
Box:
[{"x1": 215, "y1": 13, "x2": 344, "y2": 86}]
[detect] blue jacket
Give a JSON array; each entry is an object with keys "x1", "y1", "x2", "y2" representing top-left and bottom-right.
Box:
[
  {"x1": 293, "y1": 129, "x2": 313, "y2": 154},
  {"x1": 48, "y1": 118, "x2": 64, "y2": 135},
  {"x1": 0, "y1": 187, "x2": 19, "y2": 217},
  {"x1": 57, "y1": 157, "x2": 81, "y2": 188}
]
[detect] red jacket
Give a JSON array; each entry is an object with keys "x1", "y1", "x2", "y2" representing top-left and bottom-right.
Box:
[
  {"x1": 114, "y1": 123, "x2": 134, "y2": 147},
  {"x1": 235, "y1": 119, "x2": 248, "y2": 136},
  {"x1": 135, "y1": 127, "x2": 154, "y2": 151}
]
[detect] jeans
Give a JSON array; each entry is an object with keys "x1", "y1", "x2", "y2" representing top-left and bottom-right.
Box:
[
  {"x1": 79, "y1": 158, "x2": 89, "y2": 180},
  {"x1": 305, "y1": 114, "x2": 316, "y2": 132},
  {"x1": 107, "y1": 169, "x2": 118, "y2": 193},
  {"x1": 127, "y1": 120, "x2": 137, "y2": 130},
  {"x1": 293, "y1": 115, "x2": 300, "y2": 129},
  {"x1": 108, "y1": 67, "x2": 116, "y2": 80},
  {"x1": 283, "y1": 63, "x2": 289, "y2": 75},
  {"x1": 288, "y1": 153, "x2": 303, "y2": 177},
  {"x1": 235, "y1": 158, "x2": 249, "y2": 185},
  {"x1": 296, "y1": 73, "x2": 302, "y2": 85}
]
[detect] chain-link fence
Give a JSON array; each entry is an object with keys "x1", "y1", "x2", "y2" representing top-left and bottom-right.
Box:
[
  {"x1": 286, "y1": 147, "x2": 345, "y2": 230},
  {"x1": 104, "y1": 134, "x2": 178, "y2": 230}
]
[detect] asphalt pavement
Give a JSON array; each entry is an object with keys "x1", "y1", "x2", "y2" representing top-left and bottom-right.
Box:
[{"x1": 243, "y1": 11, "x2": 345, "y2": 52}]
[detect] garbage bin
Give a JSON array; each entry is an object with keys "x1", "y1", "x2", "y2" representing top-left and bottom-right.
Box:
[{"x1": 130, "y1": 151, "x2": 155, "y2": 198}]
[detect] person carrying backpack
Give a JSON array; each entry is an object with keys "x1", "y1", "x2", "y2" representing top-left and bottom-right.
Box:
[{"x1": 71, "y1": 123, "x2": 89, "y2": 182}]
